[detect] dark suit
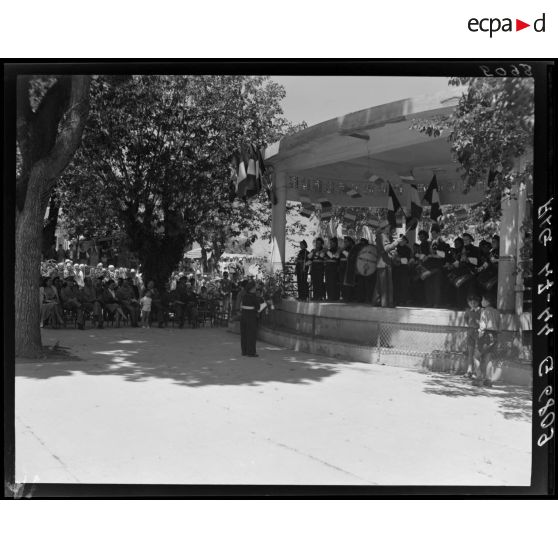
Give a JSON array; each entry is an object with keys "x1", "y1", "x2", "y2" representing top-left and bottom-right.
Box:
[{"x1": 240, "y1": 292, "x2": 259, "y2": 356}]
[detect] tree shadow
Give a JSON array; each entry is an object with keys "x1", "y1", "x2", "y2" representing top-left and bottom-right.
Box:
[
  {"x1": 17, "y1": 336, "x2": 342, "y2": 387},
  {"x1": 418, "y1": 369, "x2": 532, "y2": 421}
]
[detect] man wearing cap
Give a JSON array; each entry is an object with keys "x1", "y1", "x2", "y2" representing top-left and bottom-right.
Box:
[
  {"x1": 324, "y1": 237, "x2": 341, "y2": 301},
  {"x1": 240, "y1": 280, "x2": 262, "y2": 357},
  {"x1": 308, "y1": 237, "x2": 326, "y2": 301},
  {"x1": 373, "y1": 221, "x2": 399, "y2": 307},
  {"x1": 295, "y1": 240, "x2": 310, "y2": 301},
  {"x1": 392, "y1": 235, "x2": 413, "y2": 306},
  {"x1": 422, "y1": 224, "x2": 451, "y2": 308},
  {"x1": 339, "y1": 236, "x2": 355, "y2": 302}
]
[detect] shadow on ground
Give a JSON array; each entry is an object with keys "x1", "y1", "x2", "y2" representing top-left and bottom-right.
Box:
[
  {"x1": 16, "y1": 329, "x2": 532, "y2": 422},
  {"x1": 16, "y1": 331, "x2": 342, "y2": 388},
  {"x1": 418, "y1": 370, "x2": 532, "y2": 421}
]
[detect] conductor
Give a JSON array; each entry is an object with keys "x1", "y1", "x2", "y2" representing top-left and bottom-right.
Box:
[{"x1": 240, "y1": 280, "x2": 263, "y2": 357}]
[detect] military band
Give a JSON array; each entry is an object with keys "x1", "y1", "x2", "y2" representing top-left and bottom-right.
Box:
[{"x1": 294, "y1": 225, "x2": 500, "y2": 310}]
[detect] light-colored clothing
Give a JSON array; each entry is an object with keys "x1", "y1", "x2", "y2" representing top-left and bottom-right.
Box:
[
  {"x1": 479, "y1": 306, "x2": 500, "y2": 332},
  {"x1": 140, "y1": 296, "x2": 152, "y2": 312}
]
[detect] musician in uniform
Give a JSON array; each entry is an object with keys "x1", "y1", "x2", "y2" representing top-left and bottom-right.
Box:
[
  {"x1": 339, "y1": 236, "x2": 355, "y2": 302},
  {"x1": 422, "y1": 223, "x2": 451, "y2": 308},
  {"x1": 410, "y1": 230, "x2": 430, "y2": 306},
  {"x1": 392, "y1": 235, "x2": 413, "y2": 306},
  {"x1": 476, "y1": 236, "x2": 499, "y2": 296},
  {"x1": 450, "y1": 232, "x2": 481, "y2": 309},
  {"x1": 373, "y1": 221, "x2": 399, "y2": 308},
  {"x1": 240, "y1": 280, "x2": 262, "y2": 357},
  {"x1": 308, "y1": 237, "x2": 326, "y2": 301},
  {"x1": 324, "y1": 237, "x2": 341, "y2": 301},
  {"x1": 294, "y1": 240, "x2": 310, "y2": 301},
  {"x1": 354, "y1": 238, "x2": 370, "y2": 303}
]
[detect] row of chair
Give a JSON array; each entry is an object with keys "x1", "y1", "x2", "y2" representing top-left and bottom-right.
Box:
[{"x1": 51, "y1": 301, "x2": 231, "y2": 329}]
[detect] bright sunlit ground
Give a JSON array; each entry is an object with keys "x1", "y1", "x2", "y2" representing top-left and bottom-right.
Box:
[{"x1": 15, "y1": 326, "x2": 532, "y2": 486}]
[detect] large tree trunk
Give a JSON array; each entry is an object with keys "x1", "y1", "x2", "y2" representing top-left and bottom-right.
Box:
[
  {"x1": 15, "y1": 164, "x2": 47, "y2": 357},
  {"x1": 139, "y1": 235, "x2": 187, "y2": 287},
  {"x1": 15, "y1": 75, "x2": 91, "y2": 358}
]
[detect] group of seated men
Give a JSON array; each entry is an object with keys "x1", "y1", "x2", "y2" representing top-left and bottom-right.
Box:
[
  {"x1": 294, "y1": 223, "x2": 499, "y2": 310},
  {"x1": 39, "y1": 270, "x2": 240, "y2": 330}
]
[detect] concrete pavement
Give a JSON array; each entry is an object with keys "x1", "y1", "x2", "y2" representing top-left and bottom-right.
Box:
[{"x1": 15, "y1": 326, "x2": 532, "y2": 485}]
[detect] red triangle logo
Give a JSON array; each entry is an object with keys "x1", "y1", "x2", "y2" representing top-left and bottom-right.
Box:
[{"x1": 516, "y1": 19, "x2": 530, "y2": 31}]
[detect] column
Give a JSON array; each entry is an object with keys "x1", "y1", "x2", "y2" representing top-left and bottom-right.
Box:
[
  {"x1": 270, "y1": 171, "x2": 287, "y2": 272},
  {"x1": 514, "y1": 180, "x2": 527, "y2": 315},
  {"x1": 497, "y1": 181, "x2": 519, "y2": 312}
]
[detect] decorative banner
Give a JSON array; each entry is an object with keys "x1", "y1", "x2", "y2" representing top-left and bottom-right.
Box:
[
  {"x1": 366, "y1": 217, "x2": 380, "y2": 228},
  {"x1": 344, "y1": 211, "x2": 357, "y2": 223},
  {"x1": 423, "y1": 174, "x2": 442, "y2": 221}
]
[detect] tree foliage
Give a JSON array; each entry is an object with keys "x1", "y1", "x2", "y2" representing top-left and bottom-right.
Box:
[{"x1": 60, "y1": 75, "x2": 300, "y2": 284}]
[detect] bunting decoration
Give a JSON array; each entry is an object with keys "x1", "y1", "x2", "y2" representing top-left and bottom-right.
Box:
[
  {"x1": 422, "y1": 174, "x2": 442, "y2": 222},
  {"x1": 387, "y1": 182, "x2": 402, "y2": 229}
]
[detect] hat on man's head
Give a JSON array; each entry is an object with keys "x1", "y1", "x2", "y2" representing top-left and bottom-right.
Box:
[
  {"x1": 108, "y1": 265, "x2": 115, "y2": 270},
  {"x1": 462, "y1": 232, "x2": 474, "y2": 241},
  {"x1": 300, "y1": 240, "x2": 308, "y2": 248},
  {"x1": 96, "y1": 263, "x2": 103, "y2": 267}
]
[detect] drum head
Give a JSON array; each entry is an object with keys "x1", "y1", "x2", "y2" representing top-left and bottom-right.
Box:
[{"x1": 355, "y1": 244, "x2": 378, "y2": 276}]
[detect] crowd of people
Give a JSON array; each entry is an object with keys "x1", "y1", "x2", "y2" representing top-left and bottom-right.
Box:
[
  {"x1": 294, "y1": 221, "x2": 499, "y2": 311},
  {"x1": 39, "y1": 259, "x2": 278, "y2": 331}
]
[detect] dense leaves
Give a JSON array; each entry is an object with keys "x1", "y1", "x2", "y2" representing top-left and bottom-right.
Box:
[{"x1": 60, "y1": 75, "x2": 299, "y2": 285}]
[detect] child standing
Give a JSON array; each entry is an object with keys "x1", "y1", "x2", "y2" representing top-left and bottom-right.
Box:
[
  {"x1": 474, "y1": 293, "x2": 501, "y2": 387},
  {"x1": 464, "y1": 293, "x2": 482, "y2": 377},
  {"x1": 140, "y1": 290, "x2": 152, "y2": 328}
]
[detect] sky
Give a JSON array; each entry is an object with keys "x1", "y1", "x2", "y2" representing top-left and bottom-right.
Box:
[{"x1": 272, "y1": 76, "x2": 458, "y2": 127}]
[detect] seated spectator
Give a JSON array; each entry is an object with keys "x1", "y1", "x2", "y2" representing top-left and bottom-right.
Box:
[
  {"x1": 60, "y1": 276, "x2": 85, "y2": 329},
  {"x1": 116, "y1": 279, "x2": 140, "y2": 327},
  {"x1": 40, "y1": 277, "x2": 63, "y2": 328},
  {"x1": 101, "y1": 280, "x2": 128, "y2": 322},
  {"x1": 78, "y1": 277, "x2": 104, "y2": 327}
]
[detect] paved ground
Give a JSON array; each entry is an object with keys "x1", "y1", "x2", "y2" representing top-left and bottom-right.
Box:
[{"x1": 15, "y1": 325, "x2": 532, "y2": 485}]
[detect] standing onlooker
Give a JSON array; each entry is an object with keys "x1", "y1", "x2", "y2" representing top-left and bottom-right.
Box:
[
  {"x1": 474, "y1": 293, "x2": 501, "y2": 387},
  {"x1": 464, "y1": 293, "x2": 482, "y2": 377},
  {"x1": 294, "y1": 240, "x2": 310, "y2": 301},
  {"x1": 309, "y1": 237, "x2": 326, "y2": 301},
  {"x1": 140, "y1": 290, "x2": 152, "y2": 328}
]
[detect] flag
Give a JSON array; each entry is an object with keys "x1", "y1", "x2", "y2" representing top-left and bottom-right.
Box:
[
  {"x1": 232, "y1": 144, "x2": 266, "y2": 200},
  {"x1": 387, "y1": 182, "x2": 401, "y2": 229},
  {"x1": 423, "y1": 175, "x2": 442, "y2": 222},
  {"x1": 318, "y1": 197, "x2": 332, "y2": 209},
  {"x1": 405, "y1": 183, "x2": 423, "y2": 230}
]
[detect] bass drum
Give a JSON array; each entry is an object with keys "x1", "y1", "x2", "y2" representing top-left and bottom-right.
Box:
[{"x1": 355, "y1": 244, "x2": 378, "y2": 276}]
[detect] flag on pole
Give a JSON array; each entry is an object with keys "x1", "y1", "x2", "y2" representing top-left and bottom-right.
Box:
[
  {"x1": 231, "y1": 144, "x2": 266, "y2": 200},
  {"x1": 422, "y1": 174, "x2": 442, "y2": 222},
  {"x1": 405, "y1": 183, "x2": 423, "y2": 230},
  {"x1": 387, "y1": 182, "x2": 401, "y2": 229}
]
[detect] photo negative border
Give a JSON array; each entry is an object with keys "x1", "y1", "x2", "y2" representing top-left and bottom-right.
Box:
[{"x1": 3, "y1": 59, "x2": 556, "y2": 498}]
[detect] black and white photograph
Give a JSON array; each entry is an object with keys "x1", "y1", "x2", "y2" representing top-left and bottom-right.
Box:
[{"x1": 4, "y1": 62, "x2": 554, "y2": 495}]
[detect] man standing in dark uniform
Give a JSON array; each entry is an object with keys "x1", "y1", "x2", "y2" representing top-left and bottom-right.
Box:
[
  {"x1": 308, "y1": 237, "x2": 326, "y2": 301},
  {"x1": 422, "y1": 223, "x2": 451, "y2": 308},
  {"x1": 294, "y1": 240, "x2": 310, "y2": 301},
  {"x1": 324, "y1": 237, "x2": 341, "y2": 301},
  {"x1": 339, "y1": 236, "x2": 355, "y2": 302},
  {"x1": 392, "y1": 235, "x2": 413, "y2": 306},
  {"x1": 240, "y1": 280, "x2": 261, "y2": 357}
]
